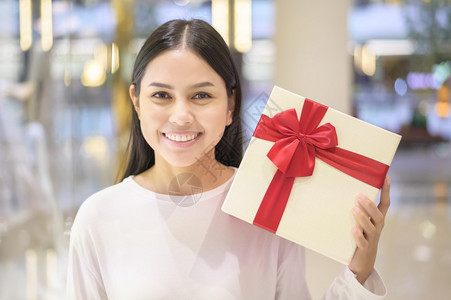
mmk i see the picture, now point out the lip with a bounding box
[162,131,202,147]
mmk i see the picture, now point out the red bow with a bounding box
[254,101,337,177]
[252,99,389,233]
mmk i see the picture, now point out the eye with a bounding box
[192,92,212,100]
[152,91,171,99]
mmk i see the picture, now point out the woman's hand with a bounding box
[348,177,391,285]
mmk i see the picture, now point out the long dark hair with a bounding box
[119,19,243,181]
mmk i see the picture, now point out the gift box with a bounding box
[222,86,402,265]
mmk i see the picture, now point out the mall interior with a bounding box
[0,0,450,299]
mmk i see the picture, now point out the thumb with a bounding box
[378,176,391,217]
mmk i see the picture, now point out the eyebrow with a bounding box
[191,82,215,89]
[148,81,216,89]
[148,82,173,89]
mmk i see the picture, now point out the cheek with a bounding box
[207,102,229,122]
[202,107,229,137]
[140,102,166,125]
[139,107,165,143]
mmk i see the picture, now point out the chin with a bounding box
[164,156,201,168]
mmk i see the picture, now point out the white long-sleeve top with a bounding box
[67,172,387,299]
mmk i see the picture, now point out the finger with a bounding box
[378,176,391,217]
[352,205,376,237]
[352,225,368,249]
[357,195,384,229]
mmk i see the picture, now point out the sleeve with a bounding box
[275,239,312,300]
[323,266,387,300]
[66,203,108,300]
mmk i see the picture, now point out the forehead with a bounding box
[141,49,225,86]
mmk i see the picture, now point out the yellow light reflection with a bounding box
[419,220,437,239]
[19,0,33,51]
[111,43,120,74]
[26,249,38,300]
[82,136,109,162]
[436,85,450,117]
[81,60,106,87]
[212,0,230,45]
[435,101,450,118]
[95,43,109,71]
[234,0,252,53]
[361,45,376,76]
[41,0,53,52]
[437,84,449,101]
[353,44,362,70]
[46,248,58,292]
[64,68,71,87]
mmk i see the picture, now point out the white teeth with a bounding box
[165,133,198,142]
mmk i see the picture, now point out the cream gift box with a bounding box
[222,86,402,265]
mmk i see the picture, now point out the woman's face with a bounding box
[130,48,234,167]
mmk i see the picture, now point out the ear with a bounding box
[226,89,236,126]
[129,84,140,118]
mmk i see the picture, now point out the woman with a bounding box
[67,19,389,299]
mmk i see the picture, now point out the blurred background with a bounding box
[0,0,450,299]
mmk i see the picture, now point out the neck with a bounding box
[135,150,234,195]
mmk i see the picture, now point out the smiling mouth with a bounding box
[163,133,200,142]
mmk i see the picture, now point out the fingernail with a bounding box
[358,194,366,203]
[353,206,360,213]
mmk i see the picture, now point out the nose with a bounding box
[168,98,195,125]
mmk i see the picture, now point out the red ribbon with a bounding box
[252,99,389,233]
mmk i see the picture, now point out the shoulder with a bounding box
[72,179,132,228]
[84,179,130,208]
